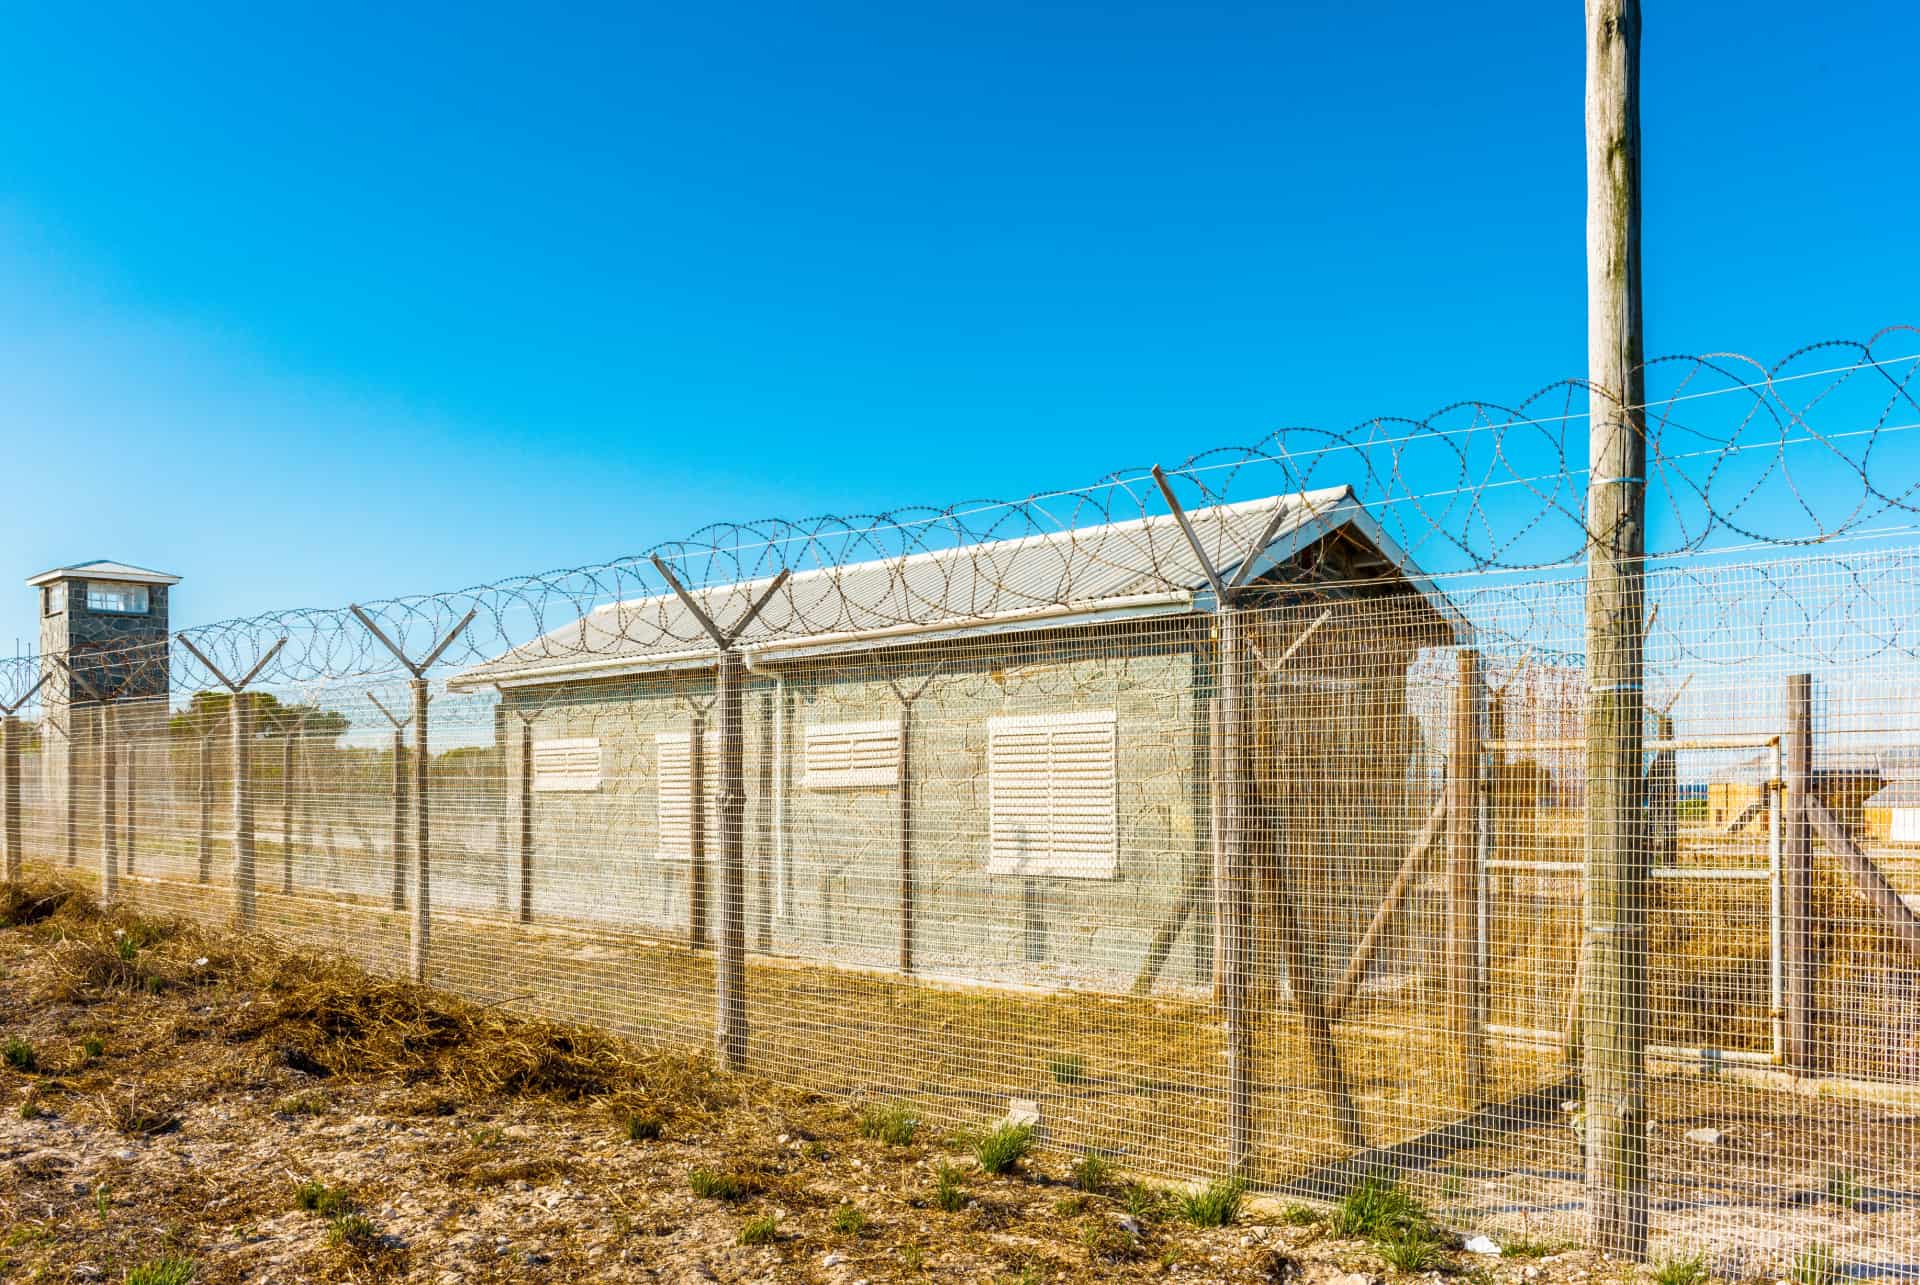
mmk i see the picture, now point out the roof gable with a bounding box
[27,560,181,588]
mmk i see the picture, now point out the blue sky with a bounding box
[1,2,1916,657]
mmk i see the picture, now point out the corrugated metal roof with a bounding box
[454,486,1446,689]
[26,560,181,587]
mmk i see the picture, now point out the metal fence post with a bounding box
[281,725,296,894]
[391,730,408,910]
[715,650,748,1070]
[1,717,20,883]
[518,715,534,922]
[1783,673,1818,1069]
[197,730,214,883]
[689,706,710,948]
[99,702,119,904]
[232,689,256,928]
[1448,648,1488,1103]
[410,676,431,984]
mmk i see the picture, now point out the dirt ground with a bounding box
[0,877,1672,1285]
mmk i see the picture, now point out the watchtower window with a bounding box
[85,581,149,614]
[43,583,65,617]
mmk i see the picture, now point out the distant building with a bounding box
[1863,750,1920,844]
[1708,747,1883,836]
[28,560,179,830]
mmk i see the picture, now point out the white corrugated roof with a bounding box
[453,487,1457,690]
[27,560,180,587]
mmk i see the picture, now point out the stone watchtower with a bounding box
[28,561,179,855]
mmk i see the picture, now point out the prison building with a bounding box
[452,487,1462,992]
[1863,749,1920,844]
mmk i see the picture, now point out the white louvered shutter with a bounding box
[987,711,1118,878]
[655,731,718,860]
[532,738,602,791]
[802,720,901,789]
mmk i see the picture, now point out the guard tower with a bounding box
[28,561,179,857]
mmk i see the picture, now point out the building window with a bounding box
[655,731,717,860]
[85,581,149,614]
[532,737,602,791]
[986,710,1118,879]
[43,583,65,617]
[802,719,900,789]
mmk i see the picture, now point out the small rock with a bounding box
[1464,1235,1501,1256]
[1335,1273,1378,1285]
[1524,1268,1541,1280]
[1112,1214,1144,1236]
[1684,1127,1723,1146]
[823,1252,844,1267]
[73,1268,102,1282]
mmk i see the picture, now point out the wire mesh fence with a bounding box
[2,334,1919,1275]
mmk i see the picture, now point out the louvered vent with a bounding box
[802,720,901,789]
[987,710,1118,878]
[655,731,717,860]
[531,737,602,792]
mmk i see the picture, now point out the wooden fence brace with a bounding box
[1806,798,1920,961]
[0,674,48,884]
[1782,673,1819,1070]
[349,605,476,985]
[367,691,412,911]
[197,730,215,883]
[1326,795,1448,1019]
[885,668,941,975]
[651,555,791,1074]
[177,634,288,930]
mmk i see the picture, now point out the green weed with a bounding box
[124,1258,198,1285]
[830,1202,867,1235]
[688,1168,748,1201]
[974,1122,1034,1174]
[624,1113,663,1142]
[859,1102,920,1146]
[933,1163,968,1211]
[3,1036,36,1072]
[292,1180,356,1218]
[739,1213,778,1245]
[1048,1052,1087,1085]
[1071,1149,1112,1193]
[1652,1251,1711,1285]
[1330,1179,1432,1240]
[1175,1176,1243,1228]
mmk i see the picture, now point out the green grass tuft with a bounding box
[625,1113,663,1142]
[124,1257,198,1285]
[739,1213,779,1245]
[1048,1052,1087,1085]
[292,1180,356,1218]
[1653,1251,1712,1285]
[1280,1202,1322,1227]
[80,1037,104,1061]
[933,1163,968,1212]
[1374,1229,1446,1273]
[973,1121,1034,1175]
[1330,1179,1432,1240]
[1175,1176,1243,1228]
[3,1035,37,1072]
[1791,1243,1840,1285]
[688,1168,748,1201]
[859,1102,920,1146]
[1071,1149,1113,1192]
[327,1213,381,1251]
[1824,1169,1867,1211]
[830,1202,867,1236]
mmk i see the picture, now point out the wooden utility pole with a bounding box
[1583,0,1649,1260]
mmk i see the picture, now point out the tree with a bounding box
[169,690,350,740]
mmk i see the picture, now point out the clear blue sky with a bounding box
[2,2,1916,656]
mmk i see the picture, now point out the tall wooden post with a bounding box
[1782,674,1818,1069]
[714,652,749,1070]
[518,717,534,922]
[281,728,296,894]
[1217,609,1253,1173]
[898,700,916,974]
[390,730,409,910]
[1,718,20,883]
[1447,650,1488,1103]
[99,702,119,904]
[1583,0,1649,1258]
[197,731,214,883]
[410,677,431,983]
[232,690,256,928]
